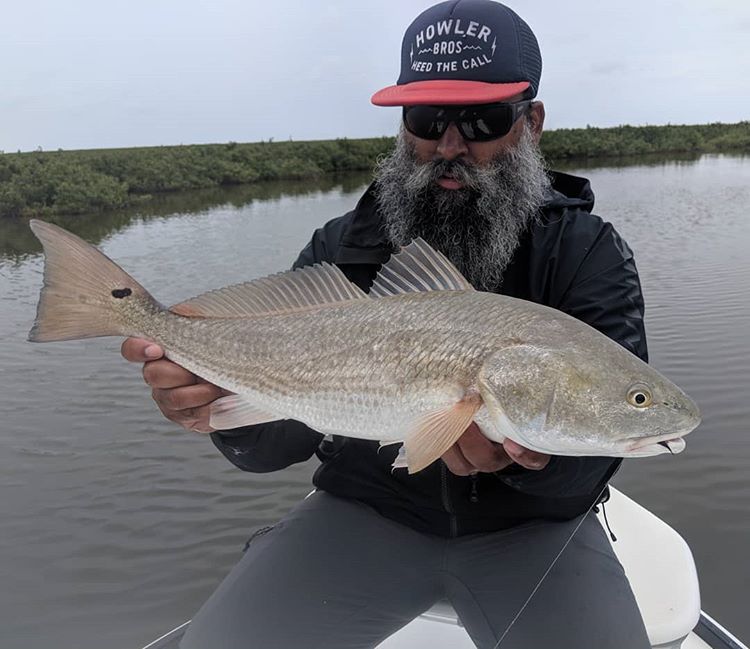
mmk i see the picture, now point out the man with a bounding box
[123,1,652,647]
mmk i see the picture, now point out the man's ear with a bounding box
[527,101,545,143]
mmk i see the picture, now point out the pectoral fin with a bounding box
[209,394,282,430]
[402,393,483,474]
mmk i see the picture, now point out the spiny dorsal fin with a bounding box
[170,262,367,318]
[369,238,474,298]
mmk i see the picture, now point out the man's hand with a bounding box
[121,337,225,433]
[441,422,550,476]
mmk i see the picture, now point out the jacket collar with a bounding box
[335,184,393,265]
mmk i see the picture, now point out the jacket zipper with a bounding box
[469,473,479,503]
[440,463,458,537]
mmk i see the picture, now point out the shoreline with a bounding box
[1,121,748,218]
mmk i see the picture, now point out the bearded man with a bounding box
[122,2,652,648]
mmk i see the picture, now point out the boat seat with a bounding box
[600,488,701,649]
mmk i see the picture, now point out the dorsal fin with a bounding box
[369,238,474,298]
[170,262,367,318]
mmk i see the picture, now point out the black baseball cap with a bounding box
[372,0,542,106]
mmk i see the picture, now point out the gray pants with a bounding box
[180,491,650,649]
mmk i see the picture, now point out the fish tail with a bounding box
[28,220,157,342]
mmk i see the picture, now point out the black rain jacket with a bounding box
[211,171,648,538]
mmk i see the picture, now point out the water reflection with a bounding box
[3,154,748,261]
[554,150,748,172]
[0,171,373,260]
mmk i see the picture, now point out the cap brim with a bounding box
[371,80,530,106]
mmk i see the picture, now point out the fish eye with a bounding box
[627,384,653,408]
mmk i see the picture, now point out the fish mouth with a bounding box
[656,437,686,455]
[625,434,687,456]
[657,438,686,454]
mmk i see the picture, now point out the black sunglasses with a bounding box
[402,100,532,142]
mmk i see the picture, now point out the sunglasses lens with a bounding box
[457,104,515,141]
[403,106,449,140]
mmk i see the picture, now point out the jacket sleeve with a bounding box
[211,420,323,473]
[497,219,648,498]
[208,221,347,473]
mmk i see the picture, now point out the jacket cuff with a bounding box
[494,456,616,498]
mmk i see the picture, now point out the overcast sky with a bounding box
[2,0,749,152]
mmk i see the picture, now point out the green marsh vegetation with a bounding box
[1,122,748,219]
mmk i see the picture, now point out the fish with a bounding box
[28,219,701,473]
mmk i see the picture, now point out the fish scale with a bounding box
[142,293,493,441]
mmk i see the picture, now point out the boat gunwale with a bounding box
[695,612,750,649]
[139,611,748,649]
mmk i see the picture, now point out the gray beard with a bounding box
[373,123,551,292]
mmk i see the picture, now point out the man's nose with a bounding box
[435,123,469,161]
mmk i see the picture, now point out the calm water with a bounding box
[0,156,748,648]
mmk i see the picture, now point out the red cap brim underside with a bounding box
[371,80,530,106]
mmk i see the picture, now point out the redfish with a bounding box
[28,220,700,473]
